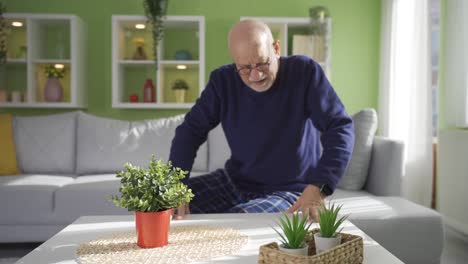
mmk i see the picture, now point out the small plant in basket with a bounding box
[272,213,313,256]
[314,202,348,253]
[108,156,194,248]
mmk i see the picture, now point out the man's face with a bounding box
[233,42,280,92]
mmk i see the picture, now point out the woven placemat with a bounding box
[76,224,248,264]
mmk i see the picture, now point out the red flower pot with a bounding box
[135,209,172,248]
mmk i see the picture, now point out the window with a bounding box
[431,0,440,138]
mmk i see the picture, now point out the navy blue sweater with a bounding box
[169,55,354,193]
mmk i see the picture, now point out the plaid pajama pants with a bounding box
[185,169,301,214]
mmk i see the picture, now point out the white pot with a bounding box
[314,233,341,254]
[278,243,309,256]
[174,89,186,103]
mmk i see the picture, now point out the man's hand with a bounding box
[174,203,190,220]
[286,184,325,222]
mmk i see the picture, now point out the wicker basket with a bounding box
[258,228,363,264]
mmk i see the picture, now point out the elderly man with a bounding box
[169,19,354,221]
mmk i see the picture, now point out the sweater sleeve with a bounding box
[305,61,355,192]
[169,71,221,180]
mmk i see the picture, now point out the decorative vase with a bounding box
[11,91,21,103]
[0,64,6,94]
[129,93,139,103]
[143,79,155,102]
[314,233,341,254]
[44,78,63,102]
[278,244,309,256]
[0,90,6,103]
[174,89,186,103]
[135,209,172,248]
[174,50,192,60]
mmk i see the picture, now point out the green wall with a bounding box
[1,0,381,120]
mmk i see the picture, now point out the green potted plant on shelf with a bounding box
[0,1,7,63]
[314,202,348,254]
[0,2,7,65]
[0,2,7,95]
[309,6,330,35]
[272,213,313,256]
[172,78,189,103]
[308,6,330,62]
[44,64,66,102]
[143,0,169,67]
[109,156,194,248]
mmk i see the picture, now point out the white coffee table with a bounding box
[16,213,403,264]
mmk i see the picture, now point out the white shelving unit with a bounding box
[112,15,205,109]
[241,17,331,78]
[0,13,86,108]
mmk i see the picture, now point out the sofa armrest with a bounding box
[364,136,405,196]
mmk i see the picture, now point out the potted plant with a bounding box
[309,6,330,35]
[314,202,348,254]
[143,0,168,67]
[272,213,313,256]
[109,156,194,248]
[0,2,7,65]
[172,78,189,103]
[308,6,330,62]
[44,64,66,102]
[0,2,7,95]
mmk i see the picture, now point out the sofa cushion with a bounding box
[337,108,378,190]
[335,196,443,264]
[0,114,21,175]
[0,175,74,225]
[76,113,208,175]
[331,188,375,200]
[13,112,77,174]
[54,174,130,223]
[207,124,231,172]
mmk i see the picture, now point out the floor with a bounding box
[0,243,39,264]
[440,226,468,264]
[0,226,467,264]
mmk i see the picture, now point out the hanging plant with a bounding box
[0,2,7,65]
[143,0,169,67]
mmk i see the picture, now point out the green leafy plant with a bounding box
[143,0,168,66]
[172,79,189,90]
[109,156,194,212]
[44,64,66,79]
[317,202,348,238]
[0,2,7,64]
[309,6,330,35]
[272,213,313,249]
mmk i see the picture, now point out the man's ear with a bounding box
[273,40,281,57]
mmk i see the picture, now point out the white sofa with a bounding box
[0,111,444,264]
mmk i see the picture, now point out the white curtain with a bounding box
[378,0,433,207]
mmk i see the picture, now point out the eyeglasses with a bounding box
[235,59,271,76]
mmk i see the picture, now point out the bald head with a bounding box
[228,19,281,92]
[228,19,274,60]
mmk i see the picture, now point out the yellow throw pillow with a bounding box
[0,113,21,175]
